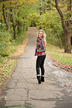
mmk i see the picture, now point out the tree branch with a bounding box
[55,0,66,30]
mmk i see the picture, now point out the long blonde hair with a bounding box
[38,30,46,45]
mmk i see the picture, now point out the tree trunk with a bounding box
[44,0,46,13]
[17,12,21,34]
[2,3,9,30]
[10,8,16,39]
[64,20,71,53]
[23,17,25,30]
[57,34,62,49]
[55,0,71,53]
[13,24,16,39]
[17,22,21,34]
[70,0,72,12]
[39,4,42,15]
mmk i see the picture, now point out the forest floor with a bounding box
[0,27,72,108]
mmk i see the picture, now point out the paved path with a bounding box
[0,27,72,108]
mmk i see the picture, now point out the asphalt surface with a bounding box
[0,27,72,108]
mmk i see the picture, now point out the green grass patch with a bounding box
[46,44,72,66]
[50,54,72,65]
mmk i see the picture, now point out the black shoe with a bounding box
[41,76,44,82]
[37,76,41,84]
[38,80,41,84]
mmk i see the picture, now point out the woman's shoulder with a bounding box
[36,37,41,42]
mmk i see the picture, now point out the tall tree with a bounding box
[0,0,37,38]
[2,0,9,30]
[17,10,21,34]
[55,0,71,53]
[10,7,16,39]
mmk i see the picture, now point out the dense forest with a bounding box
[0,0,72,56]
[0,0,72,83]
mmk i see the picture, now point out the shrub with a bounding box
[0,23,11,56]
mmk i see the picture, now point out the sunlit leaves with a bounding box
[56,0,72,20]
[37,11,62,32]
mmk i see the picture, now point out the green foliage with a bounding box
[0,23,6,31]
[37,11,62,31]
[27,11,40,27]
[15,31,27,45]
[0,23,11,56]
[0,55,3,63]
[36,11,64,47]
[14,6,31,27]
[46,0,51,10]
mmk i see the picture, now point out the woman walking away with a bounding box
[35,30,46,84]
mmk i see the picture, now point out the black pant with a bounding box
[36,55,46,77]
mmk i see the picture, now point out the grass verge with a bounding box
[46,44,72,72]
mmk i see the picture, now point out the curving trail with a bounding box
[0,27,72,108]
